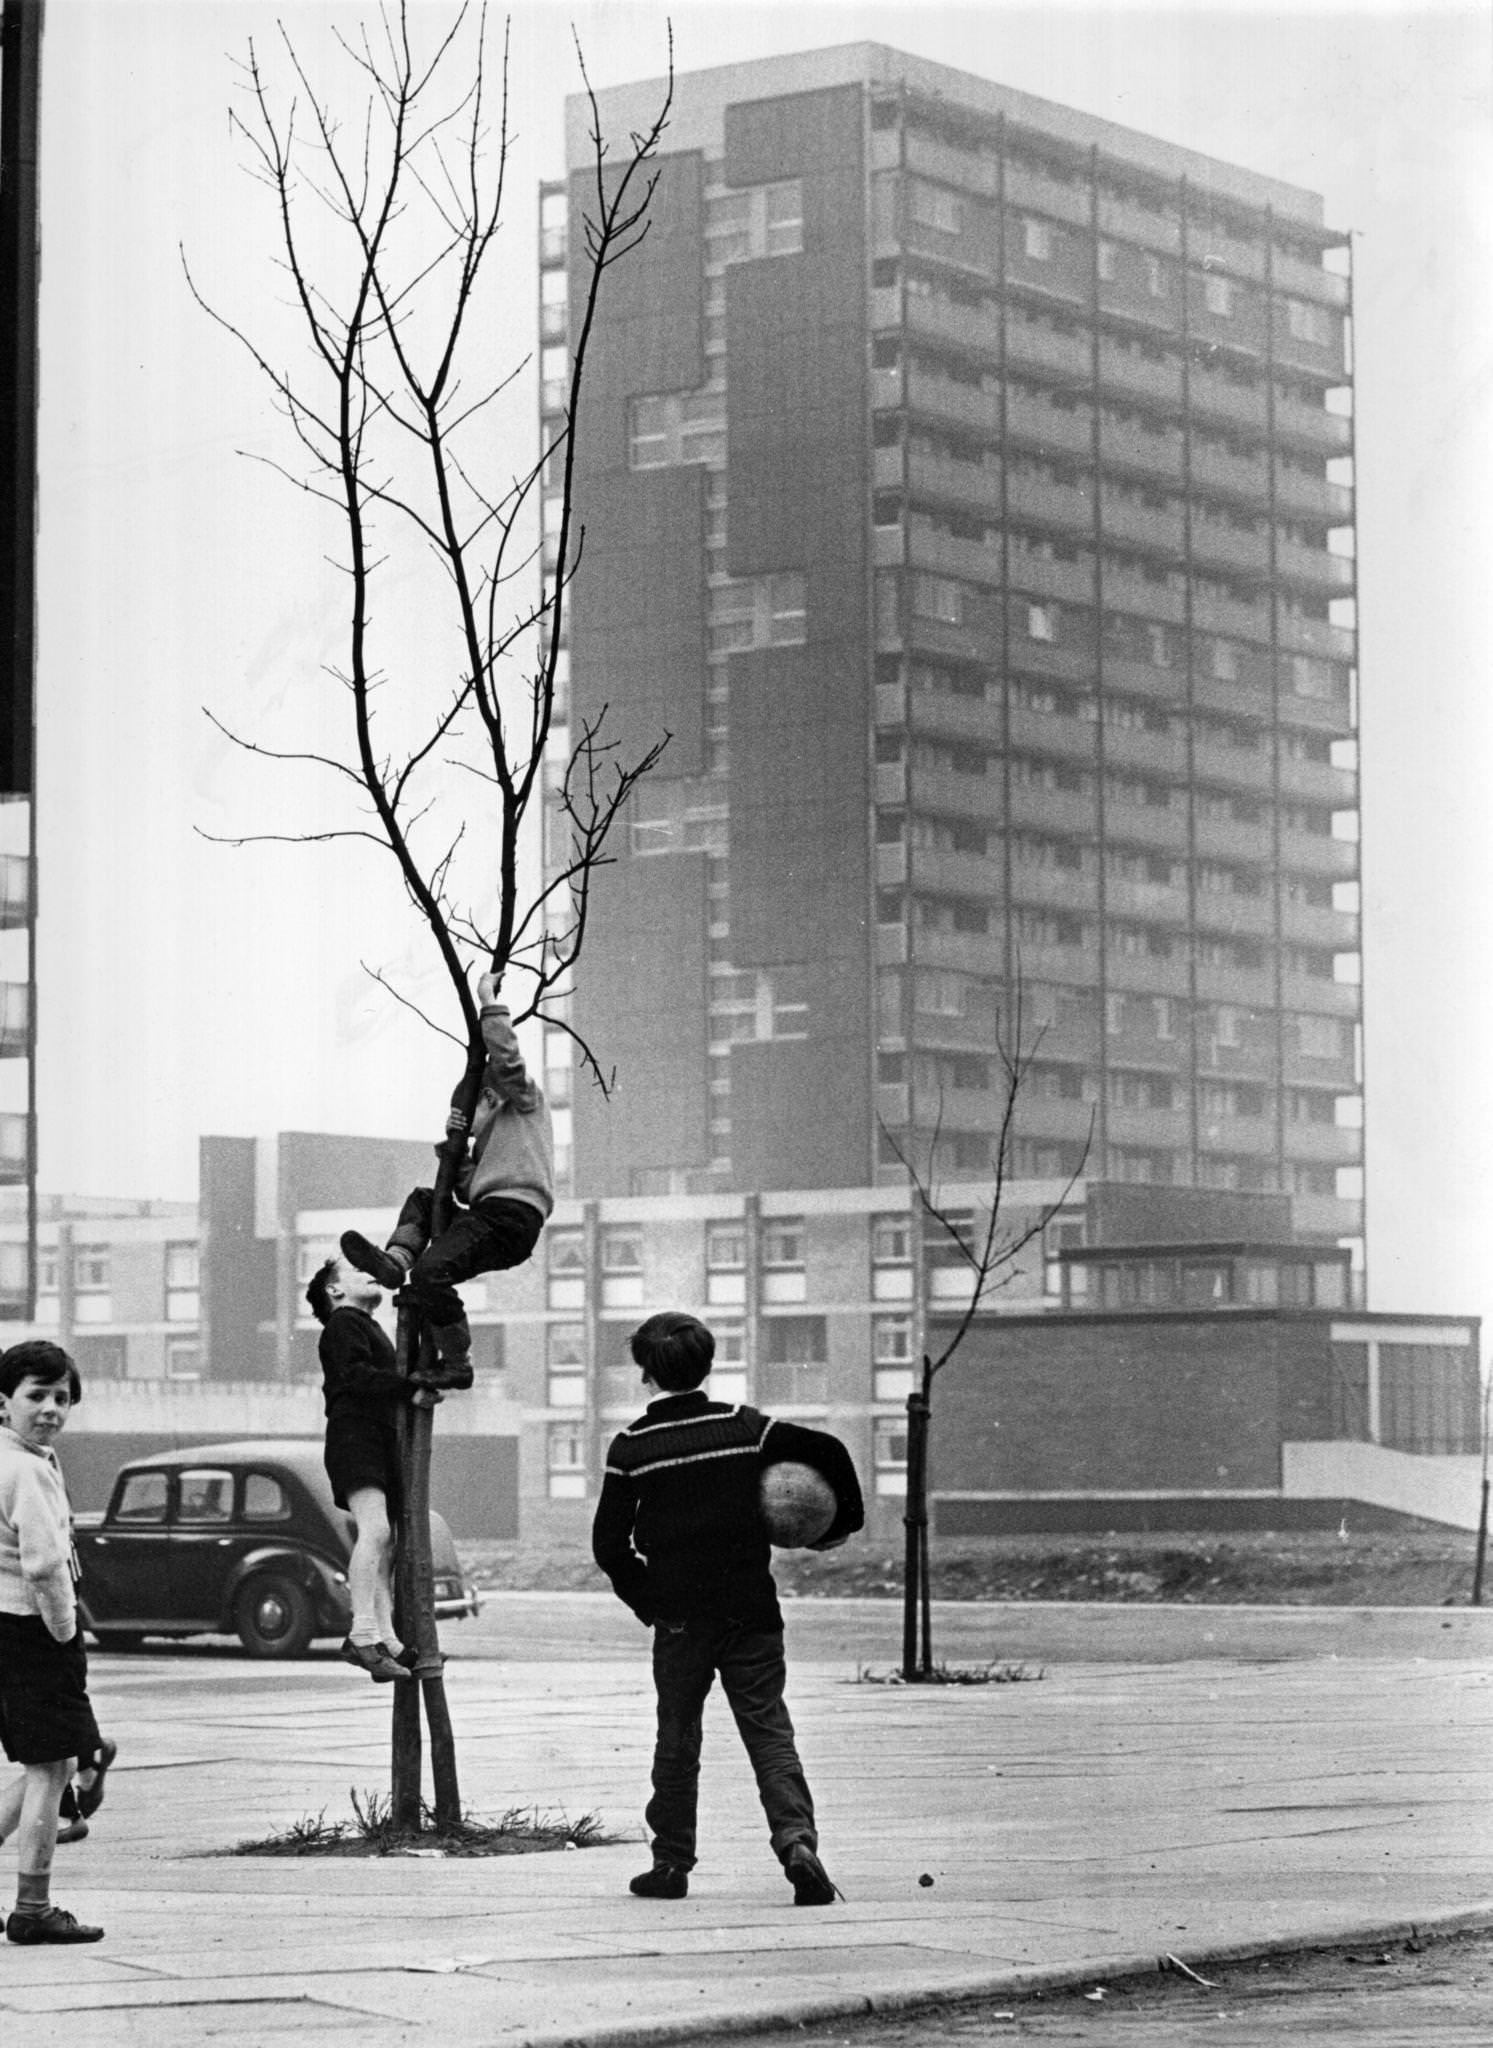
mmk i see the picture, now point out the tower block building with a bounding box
[539,44,1362,1274]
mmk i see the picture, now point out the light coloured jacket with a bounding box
[459,1004,555,1219]
[0,1427,78,1640]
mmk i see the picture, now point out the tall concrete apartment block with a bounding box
[539,45,1363,1269]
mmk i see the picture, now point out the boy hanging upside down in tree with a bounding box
[340,973,553,1391]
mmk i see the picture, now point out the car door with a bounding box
[168,1465,251,1625]
[82,1468,173,1623]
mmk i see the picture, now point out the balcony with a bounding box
[1192,812,1272,863]
[905,128,999,198]
[1194,961,1275,1007]
[913,928,1006,978]
[1274,329,1347,381]
[905,292,999,363]
[1105,876,1188,923]
[1194,889,1276,939]
[872,364,905,412]
[1102,567,1185,624]
[1014,1095,1100,1144]
[1195,1112,1277,1158]
[1106,1103,1191,1149]
[1096,189,1181,255]
[908,766,1004,825]
[1097,340,1182,408]
[1191,672,1274,723]
[1010,862,1100,913]
[1279,830,1357,879]
[1188,440,1269,507]
[1007,783,1097,837]
[907,688,1002,746]
[1191,739,1271,792]
[0,856,30,931]
[1281,974,1360,1017]
[1007,638,1100,689]
[907,522,999,586]
[1102,724,1185,778]
[902,610,996,666]
[1106,950,1189,996]
[1273,250,1349,307]
[1099,414,1183,486]
[1008,551,1096,604]
[1281,900,1357,950]
[878,923,910,966]
[1101,493,1185,556]
[1008,706,1098,763]
[1276,542,1354,595]
[876,841,909,888]
[1003,159,1093,228]
[905,364,999,435]
[1006,386,1094,459]
[1276,612,1355,661]
[1188,368,1267,434]
[1102,800,1187,851]
[1278,756,1357,806]
[1275,467,1353,523]
[907,448,1003,518]
[875,761,908,806]
[1274,394,1352,454]
[870,285,902,333]
[1006,315,1092,385]
[1007,472,1096,535]
[1284,1122,1362,1167]
[911,846,1004,897]
[1191,514,1270,577]
[1275,682,1354,737]
[1101,654,1186,704]
[1291,1193,1363,1237]
[1188,223,1266,283]
[1190,587,1271,643]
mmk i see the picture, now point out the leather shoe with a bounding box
[629,1862,688,1899]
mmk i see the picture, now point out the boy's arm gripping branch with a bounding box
[478,1002,543,1114]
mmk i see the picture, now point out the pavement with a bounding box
[1,1594,1490,2047]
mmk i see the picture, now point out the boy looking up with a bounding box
[0,1341,114,1944]
[340,972,552,1390]
[306,1256,437,1682]
[592,1311,864,1907]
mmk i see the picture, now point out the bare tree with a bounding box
[189,3,672,1825]
[882,977,1091,1681]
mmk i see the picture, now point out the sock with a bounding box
[349,1625,381,1647]
[14,1871,50,1917]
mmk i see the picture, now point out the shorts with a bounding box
[0,1612,104,1767]
[324,1407,401,1513]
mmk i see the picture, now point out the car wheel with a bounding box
[233,1574,315,1658]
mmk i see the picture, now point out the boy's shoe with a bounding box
[339,1231,408,1290]
[76,1737,117,1819]
[410,1356,474,1392]
[629,1863,688,1899]
[784,1843,841,1906]
[54,1815,89,1845]
[340,1638,411,1682]
[6,1906,105,1944]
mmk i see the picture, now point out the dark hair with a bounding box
[629,1311,714,1392]
[0,1339,82,1404]
[305,1258,340,1327]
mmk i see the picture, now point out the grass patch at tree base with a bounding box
[233,1789,623,1858]
[855,1660,1044,1686]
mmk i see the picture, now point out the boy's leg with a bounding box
[408,1201,545,1384]
[717,1625,837,1900]
[341,1488,407,1681]
[342,1187,433,1289]
[5,1757,103,1940]
[641,1622,717,1878]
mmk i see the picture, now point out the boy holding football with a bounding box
[592,1311,863,1906]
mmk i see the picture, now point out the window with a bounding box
[910,178,963,236]
[761,1220,803,1268]
[547,1229,586,1310]
[706,1224,745,1269]
[1285,297,1330,345]
[244,1473,290,1521]
[75,1247,108,1292]
[709,573,807,652]
[114,1471,168,1524]
[1146,621,1174,669]
[872,1217,911,1265]
[165,1242,199,1323]
[1026,602,1056,643]
[628,389,726,471]
[1202,272,1234,317]
[547,1422,587,1499]
[873,1314,914,1365]
[165,1339,201,1382]
[1144,251,1169,298]
[911,574,962,625]
[1023,217,1053,261]
[705,178,804,261]
[759,1316,827,1406]
[1210,638,1241,682]
[763,179,804,254]
[178,1469,234,1524]
[600,1229,641,1273]
[1096,239,1119,282]
[873,1417,908,1496]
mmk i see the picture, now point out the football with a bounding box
[759,1461,837,1548]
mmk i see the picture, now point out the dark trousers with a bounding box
[646,1618,816,1871]
[389,1187,543,1331]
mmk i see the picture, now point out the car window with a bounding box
[114,1471,168,1523]
[243,1473,291,1521]
[177,1469,234,1524]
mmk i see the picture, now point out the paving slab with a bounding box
[0,1604,1490,2046]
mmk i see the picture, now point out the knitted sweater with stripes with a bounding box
[592,1391,864,1630]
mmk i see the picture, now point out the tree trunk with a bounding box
[901,1366,932,1681]
[389,1043,486,1829]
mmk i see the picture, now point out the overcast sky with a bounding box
[29,1,1492,1328]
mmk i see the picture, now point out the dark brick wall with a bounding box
[572,853,711,1192]
[199,1137,271,1383]
[929,1312,1344,1496]
[730,1028,870,1191]
[1084,1183,1294,1247]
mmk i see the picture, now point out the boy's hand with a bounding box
[409,1385,443,1408]
[476,970,502,1009]
[445,1107,470,1136]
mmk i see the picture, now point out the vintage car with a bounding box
[75,1439,480,1658]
